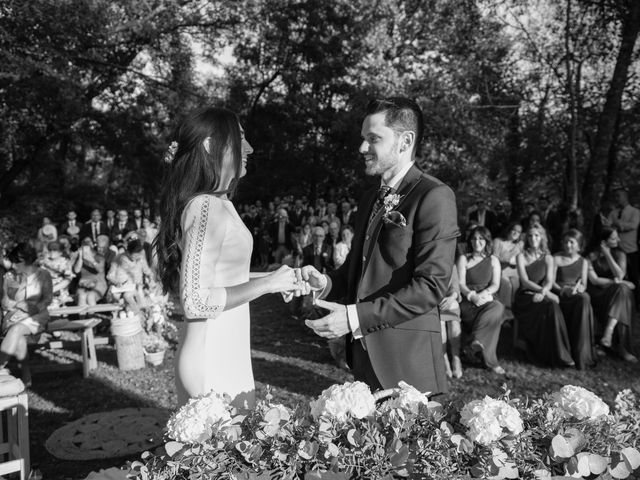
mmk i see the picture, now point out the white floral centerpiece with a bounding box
[460,396,524,446]
[130,384,640,480]
[166,391,234,444]
[309,381,376,422]
[549,385,610,421]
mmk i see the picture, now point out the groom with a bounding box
[302,97,459,395]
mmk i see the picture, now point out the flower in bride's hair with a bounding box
[163,141,178,164]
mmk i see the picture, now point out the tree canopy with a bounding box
[1,0,639,238]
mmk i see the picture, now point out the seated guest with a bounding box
[587,226,637,362]
[0,243,53,384]
[513,223,574,367]
[302,227,332,274]
[73,240,108,306]
[80,209,106,246]
[552,229,597,369]
[439,267,462,378]
[333,225,354,270]
[493,222,524,310]
[269,208,293,265]
[457,226,506,374]
[456,220,478,258]
[37,217,58,243]
[468,199,498,236]
[60,210,81,239]
[107,239,154,313]
[39,241,74,295]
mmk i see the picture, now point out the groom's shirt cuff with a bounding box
[347,304,362,339]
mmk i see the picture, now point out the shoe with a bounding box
[621,352,639,363]
[443,355,452,378]
[470,340,484,353]
[492,365,506,375]
[451,356,463,379]
[595,345,607,358]
[600,336,612,348]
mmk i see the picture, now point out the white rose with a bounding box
[550,386,609,420]
[382,381,430,414]
[166,391,232,443]
[310,382,375,421]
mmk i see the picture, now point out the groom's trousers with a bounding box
[350,339,383,392]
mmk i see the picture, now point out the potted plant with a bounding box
[142,332,168,366]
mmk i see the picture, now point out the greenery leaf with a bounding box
[550,434,575,461]
[620,447,640,471]
[164,441,184,457]
[610,452,632,479]
[588,453,608,475]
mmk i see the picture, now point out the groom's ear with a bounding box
[399,131,415,153]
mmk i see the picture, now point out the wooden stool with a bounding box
[0,391,29,480]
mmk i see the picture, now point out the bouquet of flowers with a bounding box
[129,384,640,480]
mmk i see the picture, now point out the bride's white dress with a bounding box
[176,194,254,408]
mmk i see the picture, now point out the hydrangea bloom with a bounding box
[381,381,430,414]
[166,391,232,443]
[550,385,609,420]
[310,381,376,422]
[460,396,523,446]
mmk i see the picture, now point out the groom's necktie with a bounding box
[368,186,393,225]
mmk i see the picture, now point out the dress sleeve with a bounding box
[180,195,228,320]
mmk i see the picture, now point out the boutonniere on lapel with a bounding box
[382,193,407,227]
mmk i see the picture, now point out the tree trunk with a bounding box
[505,106,521,218]
[564,0,579,210]
[581,0,640,234]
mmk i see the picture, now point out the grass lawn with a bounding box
[24,294,640,480]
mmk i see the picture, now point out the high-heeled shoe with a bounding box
[492,365,506,375]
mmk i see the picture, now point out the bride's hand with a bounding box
[266,265,303,295]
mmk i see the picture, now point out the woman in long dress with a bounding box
[155,107,301,409]
[457,226,506,374]
[586,226,637,362]
[513,223,574,367]
[552,229,597,369]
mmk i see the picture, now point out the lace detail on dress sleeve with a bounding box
[181,196,227,320]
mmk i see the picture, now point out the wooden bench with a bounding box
[34,318,103,378]
[28,304,121,378]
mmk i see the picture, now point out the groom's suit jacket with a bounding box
[326,165,459,394]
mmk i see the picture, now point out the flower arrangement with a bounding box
[140,291,178,354]
[382,193,407,227]
[129,384,640,480]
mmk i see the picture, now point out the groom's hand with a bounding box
[300,266,327,291]
[305,299,350,338]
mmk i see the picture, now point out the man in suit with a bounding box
[468,199,498,237]
[60,210,81,239]
[302,97,459,395]
[289,199,306,228]
[341,200,356,228]
[268,208,293,264]
[302,227,333,274]
[111,209,135,248]
[80,209,107,246]
[105,209,116,237]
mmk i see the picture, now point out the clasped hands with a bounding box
[273,265,350,339]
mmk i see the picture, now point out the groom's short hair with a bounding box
[365,97,424,157]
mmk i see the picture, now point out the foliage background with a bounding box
[1,0,640,237]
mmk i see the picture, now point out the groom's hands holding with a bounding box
[300,265,328,292]
[305,299,350,338]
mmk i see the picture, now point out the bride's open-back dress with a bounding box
[176,194,254,408]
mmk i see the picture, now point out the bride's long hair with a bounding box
[155,106,242,294]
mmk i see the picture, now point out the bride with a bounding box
[155,106,301,409]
